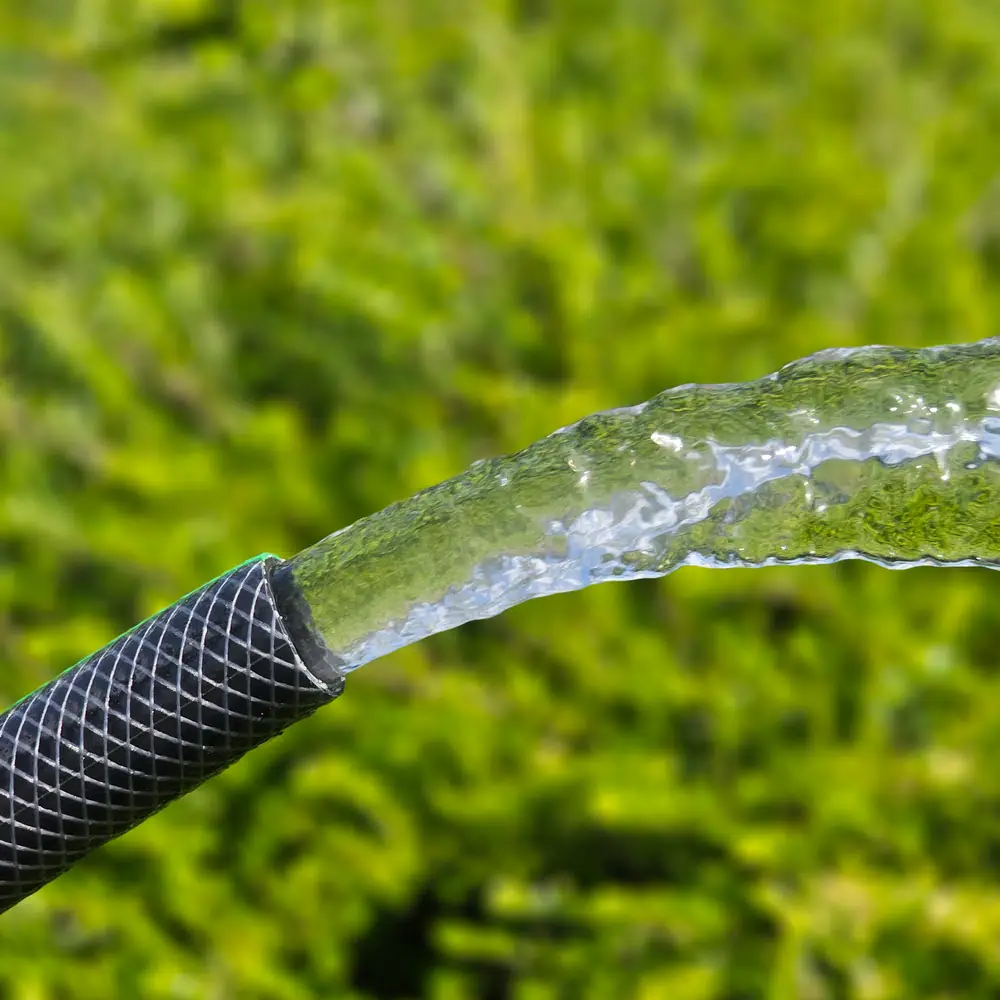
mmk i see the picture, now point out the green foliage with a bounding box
[3,1,1000,996]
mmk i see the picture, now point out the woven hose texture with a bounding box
[0,557,344,913]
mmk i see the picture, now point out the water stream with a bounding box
[276,338,1000,671]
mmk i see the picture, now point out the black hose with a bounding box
[0,556,345,914]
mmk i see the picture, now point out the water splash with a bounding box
[276,338,1000,670]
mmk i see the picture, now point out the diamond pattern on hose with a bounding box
[0,558,341,912]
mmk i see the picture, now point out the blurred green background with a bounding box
[4,1,1000,997]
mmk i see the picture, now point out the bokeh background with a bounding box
[4,1,1000,997]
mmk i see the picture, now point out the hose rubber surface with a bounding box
[0,556,344,913]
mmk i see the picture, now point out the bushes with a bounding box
[3,1,1000,996]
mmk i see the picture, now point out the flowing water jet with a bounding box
[277,337,1000,669]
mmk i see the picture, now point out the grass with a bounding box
[4,1,1000,997]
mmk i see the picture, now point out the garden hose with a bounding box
[0,556,344,914]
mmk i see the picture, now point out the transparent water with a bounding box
[279,338,1000,671]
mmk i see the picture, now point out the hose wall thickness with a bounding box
[0,556,344,913]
